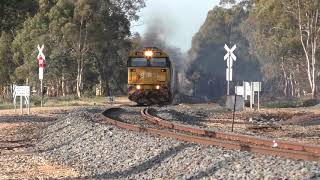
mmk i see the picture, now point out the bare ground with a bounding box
[0,107,80,179]
[0,103,319,179]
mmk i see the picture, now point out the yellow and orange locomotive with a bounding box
[127,47,174,105]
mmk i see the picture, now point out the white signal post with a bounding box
[37,44,45,107]
[224,44,237,95]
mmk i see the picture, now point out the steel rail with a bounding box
[101,108,320,161]
[141,108,320,156]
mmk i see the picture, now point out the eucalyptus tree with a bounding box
[187,5,261,99]
[0,0,38,95]
[11,8,51,85]
[11,0,145,97]
[0,32,15,94]
[242,0,303,97]
[244,0,320,97]
[282,0,320,98]
[88,0,145,96]
[0,0,38,35]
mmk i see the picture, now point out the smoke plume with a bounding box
[140,15,193,97]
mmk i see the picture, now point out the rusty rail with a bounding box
[141,108,320,160]
[101,108,320,161]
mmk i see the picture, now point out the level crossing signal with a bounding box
[224,44,237,95]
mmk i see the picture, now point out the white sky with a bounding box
[131,0,220,52]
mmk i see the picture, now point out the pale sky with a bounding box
[131,0,220,52]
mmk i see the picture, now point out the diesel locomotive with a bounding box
[127,47,174,105]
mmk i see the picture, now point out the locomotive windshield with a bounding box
[150,58,166,67]
[129,57,168,67]
[131,58,148,67]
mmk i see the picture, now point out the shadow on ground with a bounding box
[82,143,194,179]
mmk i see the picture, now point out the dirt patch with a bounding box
[0,109,81,179]
[0,155,78,179]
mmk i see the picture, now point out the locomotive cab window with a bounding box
[130,58,148,67]
[129,57,169,67]
[150,58,167,67]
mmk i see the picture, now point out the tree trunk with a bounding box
[104,80,110,96]
[281,58,288,96]
[289,72,294,97]
[76,59,83,98]
[62,74,66,97]
[296,0,319,98]
[57,79,60,97]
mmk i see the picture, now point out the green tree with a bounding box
[11,0,145,97]
[0,0,38,35]
[187,5,261,99]
[0,32,15,90]
[244,0,320,98]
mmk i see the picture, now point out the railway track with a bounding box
[101,107,320,161]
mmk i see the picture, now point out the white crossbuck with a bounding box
[224,44,237,81]
[37,44,45,60]
[224,44,237,67]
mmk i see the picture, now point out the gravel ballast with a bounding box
[154,105,320,145]
[35,107,320,179]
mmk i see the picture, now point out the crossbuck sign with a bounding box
[37,44,45,107]
[37,44,45,80]
[224,44,237,95]
[224,44,237,81]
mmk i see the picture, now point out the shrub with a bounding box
[302,99,320,107]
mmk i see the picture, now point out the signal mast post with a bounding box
[37,44,45,107]
[227,75,230,95]
[40,79,43,107]
[224,44,236,95]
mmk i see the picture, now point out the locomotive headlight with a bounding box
[144,51,153,57]
[156,85,160,90]
[136,85,141,90]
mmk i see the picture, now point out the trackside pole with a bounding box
[14,97,16,113]
[232,86,237,132]
[227,79,230,95]
[258,90,260,111]
[224,44,236,96]
[37,44,45,108]
[41,79,43,107]
[20,96,23,115]
[250,82,253,109]
[27,96,30,115]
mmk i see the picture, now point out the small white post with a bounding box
[20,96,23,115]
[243,81,245,109]
[252,85,255,109]
[14,97,16,113]
[250,82,252,109]
[258,90,260,111]
[27,96,30,115]
[227,79,230,95]
[40,79,43,107]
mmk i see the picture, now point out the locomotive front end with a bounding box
[127,47,172,105]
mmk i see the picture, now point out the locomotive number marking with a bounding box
[138,73,145,79]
